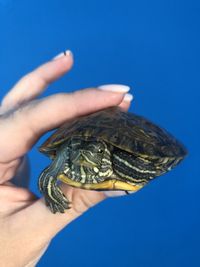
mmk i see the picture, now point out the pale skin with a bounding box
[0,52,132,267]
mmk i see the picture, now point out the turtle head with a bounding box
[63,137,113,183]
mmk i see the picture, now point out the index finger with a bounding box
[0,88,126,162]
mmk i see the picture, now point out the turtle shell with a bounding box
[39,107,187,160]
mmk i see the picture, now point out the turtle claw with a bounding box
[44,191,71,213]
[47,200,66,214]
[45,186,71,213]
[39,173,71,214]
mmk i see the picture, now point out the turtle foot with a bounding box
[45,197,71,214]
[39,173,71,214]
[45,183,71,214]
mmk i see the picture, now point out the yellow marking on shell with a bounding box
[113,154,156,174]
[161,157,171,164]
[138,154,153,159]
[58,174,143,191]
[138,157,151,163]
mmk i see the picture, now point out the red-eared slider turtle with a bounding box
[38,107,187,213]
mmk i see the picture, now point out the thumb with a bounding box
[10,187,106,243]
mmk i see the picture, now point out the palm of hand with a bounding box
[0,53,130,267]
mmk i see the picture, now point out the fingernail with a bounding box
[53,50,73,60]
[124,93,134,102]
[98,84,130,93]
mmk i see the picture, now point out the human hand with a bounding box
[0,51,132,267]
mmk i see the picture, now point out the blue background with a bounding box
[0,0,199,266]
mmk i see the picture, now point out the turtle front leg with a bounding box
[38,166,71,213]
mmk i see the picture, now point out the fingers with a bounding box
[0,185,37,216]
[118,93,133,111]
[1,51,73,111]
[0,185,36,202]
[5,89,133,241]
[98,84,133,112]
[10,91,133,241]
[0,89,126,162]
[0,159,21,184]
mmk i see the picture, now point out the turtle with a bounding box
[38,106,187,213]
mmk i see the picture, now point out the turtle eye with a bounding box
[98,148,104,153]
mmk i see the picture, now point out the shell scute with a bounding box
[40,107,187,159]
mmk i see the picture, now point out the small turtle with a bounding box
[38,107,187,213]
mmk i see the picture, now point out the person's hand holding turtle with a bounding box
[0,51,132,267]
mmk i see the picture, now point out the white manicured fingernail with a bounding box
[98,84,130,93]
[53,50,73,60]
[124,93,133,102]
